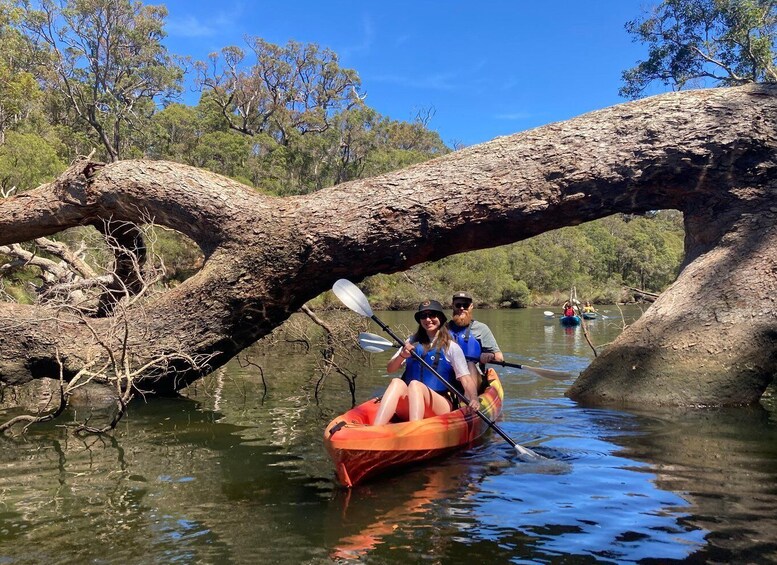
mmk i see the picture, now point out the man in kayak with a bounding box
[374,299,479,426]
[448,291,504,367]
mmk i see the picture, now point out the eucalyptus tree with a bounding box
[145,102,199,162]
[0,131,65,195]
[0,1,44,145]
[196,38,362,146]
[621,0,776,98]
[196,38,371,193]
[0,62,41,146]
[16,0,183,161]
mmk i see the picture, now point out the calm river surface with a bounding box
[1,306,776,564]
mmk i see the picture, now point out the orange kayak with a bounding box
[324,369,504,487]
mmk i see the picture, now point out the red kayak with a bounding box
[323,369,504,487]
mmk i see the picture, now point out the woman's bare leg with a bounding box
[407,381,452,420]
[373,378,410,425]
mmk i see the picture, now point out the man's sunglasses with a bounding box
[453,302,471,309]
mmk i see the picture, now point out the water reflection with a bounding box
[0,307,775,563]
[612,406,777,563]
[328,462,483,560]
[474,402,708,562]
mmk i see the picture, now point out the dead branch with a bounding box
[300,305,366,405]
[238,354,267,399]
[33,236,97,279]
[0,219,216,434]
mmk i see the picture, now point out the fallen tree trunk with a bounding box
[1,84,775,405]
[626,287,659,302]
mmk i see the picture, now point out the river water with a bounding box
[1,306,776,564]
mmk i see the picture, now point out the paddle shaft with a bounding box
[369,315,531,454]
[492,360,529,370]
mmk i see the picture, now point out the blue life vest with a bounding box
[402,343,456,394]
[448,323,482,363]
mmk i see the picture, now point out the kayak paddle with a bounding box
[489,361,573,381]
[358,332,573,382]
[358,332,396,353]
[334,279,543,461]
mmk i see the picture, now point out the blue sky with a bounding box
[160,1,661,148]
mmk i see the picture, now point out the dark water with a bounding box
[1,306,776,564]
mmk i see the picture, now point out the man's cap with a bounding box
[414,299,447,323]
[452,291,473,302]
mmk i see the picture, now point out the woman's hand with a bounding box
[388,340,414,373]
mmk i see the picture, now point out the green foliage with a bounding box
[18,0,184,160]
[149,228,203,284]
[362,116,449,178]
[500,279,531,307]
[621,0,777,98]
[190,130,252,181]
[0,130,65,192]
[0,63,41,135]
[146,103,200,162]
[2,282,34,303]
[361,212,685,309]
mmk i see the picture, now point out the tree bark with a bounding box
[1,84,775,404]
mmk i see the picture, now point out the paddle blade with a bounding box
[358,332,394,353]
[515,444,545,461]
[332,279,373,318]
[522,365,574,381]
[543,311,554,317]
[491,360,573,381]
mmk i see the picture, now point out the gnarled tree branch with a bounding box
[0,84,775,406]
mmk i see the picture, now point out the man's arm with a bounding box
[474,322,504,363]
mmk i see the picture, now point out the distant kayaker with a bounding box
[583,301,596,313]
[374,299,479,426]
[562,301,575,317]
[447,292,504,384]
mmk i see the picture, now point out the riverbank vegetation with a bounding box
[356,210,684,309]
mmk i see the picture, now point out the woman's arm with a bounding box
[448,343,480,410]
[458,374,480,410]
[387,340,413,373]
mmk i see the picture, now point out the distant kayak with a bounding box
[582,312,598,320]
[560,315,581,326]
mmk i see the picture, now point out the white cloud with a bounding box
[166,15,217,38]
[338,14,375,59]
[371,71,459,91]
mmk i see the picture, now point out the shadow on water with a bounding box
[610,404,777,564]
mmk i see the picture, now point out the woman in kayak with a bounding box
[373,299,480,426]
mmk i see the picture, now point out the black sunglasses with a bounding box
[453,302,471,309]
[418,312,439,320]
